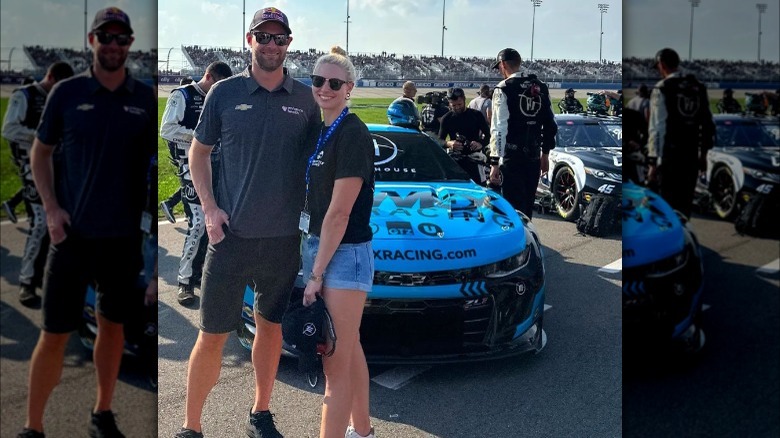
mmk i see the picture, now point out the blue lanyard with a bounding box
[305,107,349,199]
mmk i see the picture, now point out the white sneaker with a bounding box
[345,425,375,438]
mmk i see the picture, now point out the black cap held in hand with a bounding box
[492,48,521,69]
[282,296,327,373]
[91,6,133,34]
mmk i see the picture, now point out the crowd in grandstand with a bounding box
[624,57,778,82]
[14,45,157,79]
[176,46,621,81]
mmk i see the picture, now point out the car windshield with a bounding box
[716,120,779,148]
[760,120,780,143]
[556,120,622,148]
[371,131,471,182]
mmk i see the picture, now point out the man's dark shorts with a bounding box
[200,228,300,333]
[42,234,142,333]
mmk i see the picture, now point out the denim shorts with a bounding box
[302,234,373,292]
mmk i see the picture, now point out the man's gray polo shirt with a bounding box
[195,67,320,238]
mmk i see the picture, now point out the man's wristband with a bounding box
[489,156,500,166]
[309,273,324,282]
[646,157,657,165]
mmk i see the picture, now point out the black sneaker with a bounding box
[246,410,282,438]
[3,201,18,224]
[17,428,45,438]
[160,201,176,224]
[19,283,40,308]
[177,283,195,305]
[89,410,125,438]
[174,428,203,438]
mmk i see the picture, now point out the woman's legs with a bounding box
[320,288,368,438]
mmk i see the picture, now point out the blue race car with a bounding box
[237,125,547,363]
[622,182,705,354]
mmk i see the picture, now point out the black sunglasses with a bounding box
[93,31,132,46]
[252,31,290,46]
[310,75,349,91]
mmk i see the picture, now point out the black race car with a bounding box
[540,113,623,220]
[699,114,780,219]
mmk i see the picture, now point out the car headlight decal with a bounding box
[743,166,780,183]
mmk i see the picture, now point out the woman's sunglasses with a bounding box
[310,75,349,91]
[93,31,132,46]
[252,31,290,46]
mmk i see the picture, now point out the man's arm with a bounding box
[1,90,35,144]
[30,138,70,244]
[646,87,667,166]
[159,90,194,144]
[189,138,228,243]
[488,87,508,164]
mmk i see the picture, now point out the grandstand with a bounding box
[1,46,157,84]
[624,57,779,83]
[160,46,622,83]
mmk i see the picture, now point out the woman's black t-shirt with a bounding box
[307,113,374,243]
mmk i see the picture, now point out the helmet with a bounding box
[744,93,767,114]
[387,97,420,129]
[586,92,608,114]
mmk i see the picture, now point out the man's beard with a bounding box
[253,46,285,72]
[97,50,127,72]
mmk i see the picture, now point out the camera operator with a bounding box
[558,88,584,114]
[438,87,491,185]
[420,91,450,136]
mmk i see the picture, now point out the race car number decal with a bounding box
[597,184,616,194]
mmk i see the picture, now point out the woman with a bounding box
[302,46,375,438]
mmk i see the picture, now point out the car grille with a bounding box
[360,296,495,357]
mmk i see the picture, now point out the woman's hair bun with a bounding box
[330,46,347,57]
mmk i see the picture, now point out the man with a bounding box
[469,84,493,123]
[160,61,233,305]
[178,7,320,438]
[1,61,74,306]
[646,48,715,218]
[557,88,583,114]
[488,48,557,219]
[626,83,651,122]
[439,87,491,185]
[716,88,742,114]
[21,7,156,438]
[401,80,417,100]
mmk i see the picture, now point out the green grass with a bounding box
[0,94,749,221]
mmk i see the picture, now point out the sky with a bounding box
[156,0,622,64]
[624,0,780,62]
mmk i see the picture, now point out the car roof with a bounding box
[713,114,769,123]
[366,123,421,134]
[554,113,622,123]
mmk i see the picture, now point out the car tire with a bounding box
[236,322,254,350]
[709,165,738,219]
[553,166,580,221]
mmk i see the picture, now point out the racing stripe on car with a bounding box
[756,258,780,275]
[459,281,488,297]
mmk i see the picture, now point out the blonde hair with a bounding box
[313,45,357,82]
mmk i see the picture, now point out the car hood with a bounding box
[371,182,527,271]
[560,147,622,171]
[622,182,685,268]
[712,146,780,173]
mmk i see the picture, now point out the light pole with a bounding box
[242,0,246,55]
[530,0,542,62]
[345,0,352,53]
[441,0,447,57]
[598,3,609,63]
[756,3,767,61]
[688,0,700,62]
[84,0,88,52]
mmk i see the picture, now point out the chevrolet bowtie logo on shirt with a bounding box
[76,104,95,111]
[235,104,253,111]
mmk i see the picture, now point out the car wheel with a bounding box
[553,166,580,220]
[710,166,737,219]
[236,322,254,350]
